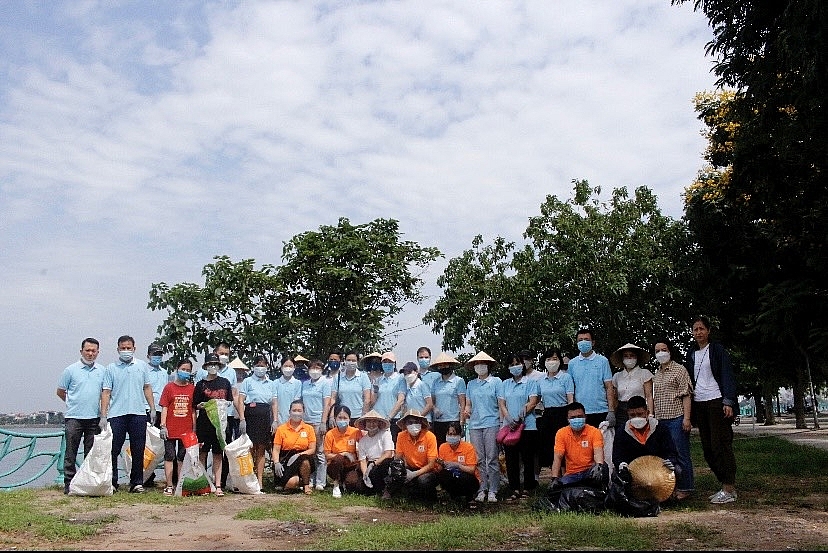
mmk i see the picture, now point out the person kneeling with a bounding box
[436,421,480,505]
[382,410,438,501]
[272,400,316,494]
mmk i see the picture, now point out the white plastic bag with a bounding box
[123,424,165,483]
[599,420,615,477]
[225,433,261,494]
[69,425,114,496]
[175,434,214,497]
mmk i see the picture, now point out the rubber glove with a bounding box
[273,462,284,478]
[662,459,675,472]
[271,420,279,433]
[405,469,417,482]
[605,411,616,427]
[160,427,169,440]
[238,420,247,435]
[98,417,107,432]
[287,453,300,466]
[363,471,373,488]
[341,452,355,462]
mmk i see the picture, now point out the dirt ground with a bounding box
[8,486,828,551]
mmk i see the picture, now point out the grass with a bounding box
[1,433,826,550]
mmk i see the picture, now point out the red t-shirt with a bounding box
[160,381,195,439]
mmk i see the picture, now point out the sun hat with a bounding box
[363,351,382,361]
[465,351,497,367]
[355,409,390,431]
[381,351,396,362]
[228,357,249,370]
[429,352,460,368]
[610,343,651,368]
[293,354,309,364]
[396,409,430,430]
[628,455,676,502]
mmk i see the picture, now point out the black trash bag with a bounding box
[387,458,407,485]
[556,486,607,514]
[539,463,610,514]
[581,462,609,490]
[605,465,660,517]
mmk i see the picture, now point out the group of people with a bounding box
[56,315,738,507]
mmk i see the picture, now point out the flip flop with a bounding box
[214,487,225,497]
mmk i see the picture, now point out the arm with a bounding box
[389,391,405,420]
[566,392,574,403]
[604,380,616,413]
[362,388,372,412]
[682,394,692,432]
[463,397,473,420]
[523,395,539,419]
[100,389,111,419]
[644,379,655,414]
[321,396,332,426]
[232,386,244,421]
[593,444,605,464]
[422,394,434,417]
[143,384,155,415]
[56,388,67,402]
[551,451,564,478]
[413,457,437,477]
[161,405,169,428]
[458,394,467,424]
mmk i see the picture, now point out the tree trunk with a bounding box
[793,365,807,429]
[762,382,776,426]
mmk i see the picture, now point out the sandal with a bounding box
[505,492,521,502]
[303,485,313,495]
[520,490,531,499]
[163,486,174,496]
[214,487,225,497]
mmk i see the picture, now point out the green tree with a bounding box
[424,180,696,364]
[148,219,442,363]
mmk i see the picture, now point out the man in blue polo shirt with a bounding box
[101,335,155,493]
[56,337,106,494]
[567,327,616,428]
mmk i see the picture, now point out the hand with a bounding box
[503,414,515,426]
[442,461,459,471]
[287,453,300,466]
[363,471,373,488]
[405,469,417,482]
[605,411,616,427]
[271,420,279,433]
[197,402,206,410]
[98,417,107,432]
[160,427,169,440]
[618,461,629,471]
[238,420,247,435]
[341,452,355,463]
[662,459,675,472]
[433,407,443,419]
[272,461,284,478]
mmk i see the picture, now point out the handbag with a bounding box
[496,422,525,447]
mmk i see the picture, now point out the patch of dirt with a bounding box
[8,488,828,550]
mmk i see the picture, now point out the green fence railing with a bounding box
[0,427,65,489]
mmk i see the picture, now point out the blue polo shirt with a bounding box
[273,376,303,424]
[499,377,540,431]
[466,375,503,430]
[538,371,576,408]
[301,377,332,424]
[373,372,405,419]
[432,373,467,422]
[146,364,171,413]
[333,370,372,419]
[58,360,105,419]
[239,375,276,405]
[103,358,151,418]
[567,352,612,414]
[403,377,433,423]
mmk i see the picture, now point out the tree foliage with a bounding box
[148,218,441,363]
[424,180,696,364]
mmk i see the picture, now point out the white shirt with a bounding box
[693,345,721,401]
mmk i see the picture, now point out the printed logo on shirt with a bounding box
[457,455,465,463]
[300,431,308,438]
[417,444,425,452]
[348,439,355,445]
[580,440,589,448]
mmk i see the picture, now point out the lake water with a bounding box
[0,426,157,490]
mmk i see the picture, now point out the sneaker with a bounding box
[163,486,174,496]
[475,491,485,502]
[709,490,737,504]
[129,484,144,494]
[487,491,498,503]
[332,485,342,498]
[315,483,325,491]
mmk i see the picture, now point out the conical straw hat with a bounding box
[429,352,459,368]
[628,455,676,502]
[465,351,496,367]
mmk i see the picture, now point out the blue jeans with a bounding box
[109,414,148,489]
[660,415,694,492]
[63,417,100,487]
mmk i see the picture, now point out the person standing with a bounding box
[609,343,655,430]
[193,353,233,497]
[370,352,406,435]
[331,351,372,424]
[652,337,694,500]
[687,316,738,504]
[56,337,105,494]
[567,328,615,428]
[158,358,196,496]
[238,354,278,490]
[499,353,540,501]
[429,352,467,445]
[273,357,302,425]
[463,351,503,504]
[100,335,155,493]
[144,342,170,487]
[537,347,575,471]
[302,358,333,491]
[400,362,435,441]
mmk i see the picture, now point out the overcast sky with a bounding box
[0,1,717,414]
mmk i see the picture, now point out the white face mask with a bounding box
[545,360,561,373]
[253,366,267,378]
[623,358,638,369]
[655,351,670,364]
[474,364,489,376]
[407,423,421,436]
[218,354,230,365]
[281,367,295,378]
[206,365,219,375]
[343,361,358,372]
[405,373,418,385]
[629,417,648,430]
[308,369,322,381]
[290,411,303,421]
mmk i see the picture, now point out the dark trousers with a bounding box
[358,458,391,495]
[63,417,100,487]
[432,421,455,446]
[504,429,538,492]
[385,469,439,499]
[436,468,479,501]
[693,398,736,486]
[585,412,607,429]
[110,414,148,489]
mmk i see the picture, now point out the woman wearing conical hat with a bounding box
[463,351,503,504]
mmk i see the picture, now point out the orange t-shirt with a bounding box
[438,440,480,481]
[554,424,604,475]
[323,426,361,455]
[273,421,316,452]
[395,429,438,470]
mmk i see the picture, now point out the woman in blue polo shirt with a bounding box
[238,354,278,490]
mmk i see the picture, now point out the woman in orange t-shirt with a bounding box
[436,421,480,504]
[323,405,362,497]
[272,400,317,494]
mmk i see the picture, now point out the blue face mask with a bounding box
[336,419,349,429]
[446,435,461,446]
[150,355,162,366]
[509,365,523,376]
[327,360,340,371]
[382,362,395,374]
[418,358,430,369]
[569,417,586,431]
[177,370,191,382]
[118,350,134,362]
[577,340,592,354]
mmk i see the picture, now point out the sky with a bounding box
[0,0,719,414]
